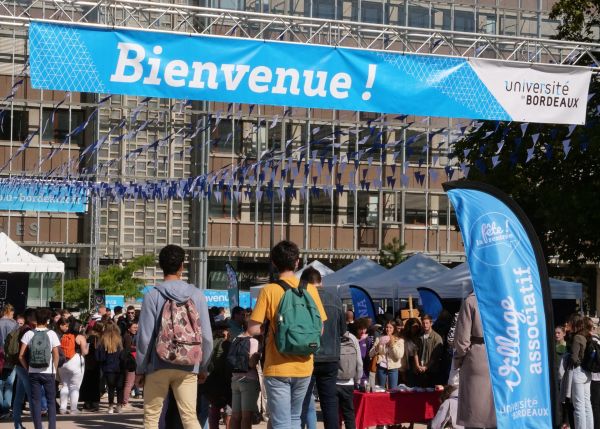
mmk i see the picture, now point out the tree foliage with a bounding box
[452,2,600,267]
[550,0,600,42]
[453,86,600,266]
[55,254,155,307]
[379,238,406,268]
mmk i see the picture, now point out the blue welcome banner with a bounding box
[0,182,88,212]
[349,285,376,320]
[444,181,554,428]
[29,22,591,124]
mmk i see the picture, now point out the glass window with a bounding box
[405,193,426,225]
[213,0,244,10]
[428,194,449,226]
[249,191,290,222]
[405,129,427,164]
[0,110,28,141]
[211,119,242,154]
[347,191,379,226]
[300,192,337,224]
[478,13,497,34]
[383,192,402,223]
[208,191,240,219]
[454,10,475,32]
[353,1,386,24]
[408,5,430,28]
[305,0,343,19]
[42,109,85,145]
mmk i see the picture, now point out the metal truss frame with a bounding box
[0,0,599,70]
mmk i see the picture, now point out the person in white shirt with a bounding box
[18,308,61,429]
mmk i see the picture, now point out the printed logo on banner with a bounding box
[471,212,519,267]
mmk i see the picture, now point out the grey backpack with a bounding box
[29,331,51,369]
[338,335,356,380]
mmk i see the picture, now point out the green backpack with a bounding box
[29,330,52,369]
[4,327,23,366]
[274,280,322,356]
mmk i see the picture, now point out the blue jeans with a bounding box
[301,389,317,429]
[301,361,339,429]
[264,376,311,429]
[376,366,399,390]
[30,373,57,429]
[0,367,16,413]
[13,366,32,429]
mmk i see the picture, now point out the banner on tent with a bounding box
[29,22,591,124]
[349,285,377,320]
[444,181,554,429]
[0,182,87,212]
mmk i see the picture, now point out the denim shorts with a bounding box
[231,377,260,413]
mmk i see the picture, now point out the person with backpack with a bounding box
[228,325,261,429]
[336,331,362,429]
[58,319,88,415]
[135,244,213,429]
[300,267,346,429]
[0,303,17,420]
[18,307,61,429]
[204,322,233,429]
[247,240,327,429]
[10,308,35,429]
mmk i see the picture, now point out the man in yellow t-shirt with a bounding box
[248,240,327,429]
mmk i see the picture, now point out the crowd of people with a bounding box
[0,300,142,429]
[0,240,598,429]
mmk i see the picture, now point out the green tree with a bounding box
[379,238,406,268]
[550,0,600,42]
[452,2,600,267]
[55,254,155,307]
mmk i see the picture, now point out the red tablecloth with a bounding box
[353,390,441,429]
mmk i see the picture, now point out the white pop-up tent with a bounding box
[348,253,450,299]
[322,258,386,288]
[250,260,335,299]
[0,232,65,307]
[414,262,583,301]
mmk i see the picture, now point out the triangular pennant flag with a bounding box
[520,123,529,137]
[562,139,571,157]
[496,141,504,154]
[566,124,577,137]
[401,174,409,188]
[526,146,535,163]
[544,143,553,160]
[531,133,540,144]
[492,155,501,168]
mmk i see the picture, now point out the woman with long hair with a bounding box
[80,321,103,412]
[402,318,422,387]
[569,314,593,429]
[369,320,405,389]
[58,320,89,414]
[95,322,125,414]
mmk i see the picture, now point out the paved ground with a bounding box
[0,399,428,428]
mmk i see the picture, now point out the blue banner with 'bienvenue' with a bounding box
[444,181,554,428]
[0,182,88,212]
[29,22,591,124]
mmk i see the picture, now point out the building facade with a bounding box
[0,0,575,305]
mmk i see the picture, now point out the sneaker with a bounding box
[58,409,68,415]
[120,404,133,412]
[107,406,114,414]
[115,405,122,414]
[70,409,80,416]
[134,395,143,399]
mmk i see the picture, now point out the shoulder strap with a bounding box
[274,280,291,291]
